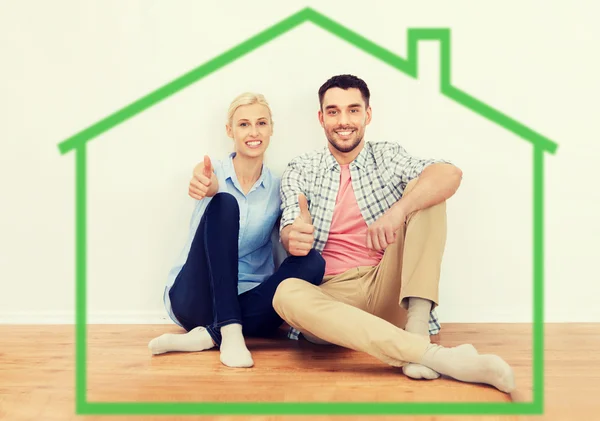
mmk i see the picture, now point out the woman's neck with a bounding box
[232,153,263,187]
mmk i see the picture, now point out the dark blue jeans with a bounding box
[168,192,325,346]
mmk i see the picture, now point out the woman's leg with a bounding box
[237,249,326,338]
[149,193,252,367]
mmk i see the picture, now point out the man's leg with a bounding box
[272,272,431,367]
[363,178,447,378]
[272,278,516,394]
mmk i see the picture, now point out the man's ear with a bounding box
[365,106,372,126]
[318,110,325,128]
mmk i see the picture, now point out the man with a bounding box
[273,74,515,393]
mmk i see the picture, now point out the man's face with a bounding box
[318,87,372,154]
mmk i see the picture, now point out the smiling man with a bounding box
[273,74,516,393]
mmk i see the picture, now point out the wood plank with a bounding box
[0,323,597,420]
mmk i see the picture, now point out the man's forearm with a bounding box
[390,163,462,224]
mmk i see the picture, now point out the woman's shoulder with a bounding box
[262,165,281,188]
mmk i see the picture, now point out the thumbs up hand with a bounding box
[288,194,315,256]
[189,155,218,200]
[202,155,212,178]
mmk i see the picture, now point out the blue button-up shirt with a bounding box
[163,152,281,326]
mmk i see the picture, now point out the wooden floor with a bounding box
[0,324,598,420]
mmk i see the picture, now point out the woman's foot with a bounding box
[219,323,254,368]
[148,326,215,355]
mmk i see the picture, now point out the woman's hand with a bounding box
[189,156,218,200]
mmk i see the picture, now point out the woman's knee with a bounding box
[299,249,326,285]
[206,192,239,219]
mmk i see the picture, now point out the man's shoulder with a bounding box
[366,140,406,156]
[287,147,328,168]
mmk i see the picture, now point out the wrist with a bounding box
[388,202,409,229]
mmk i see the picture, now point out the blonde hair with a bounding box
[227,92,274,127]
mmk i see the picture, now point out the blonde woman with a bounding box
[148,93,325,368]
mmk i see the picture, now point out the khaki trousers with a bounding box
[272,179,447,367]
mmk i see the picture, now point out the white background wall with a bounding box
[1,0,598,324]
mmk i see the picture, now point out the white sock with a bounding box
[219,323,254,368]
[419,343,516,393]
[148,326,215,355]
[402,297,440,380]
[302,331,333,345]
[405,297,432,336]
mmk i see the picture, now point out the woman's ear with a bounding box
[226,124,233,139]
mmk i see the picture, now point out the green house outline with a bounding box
[57,7,556,417]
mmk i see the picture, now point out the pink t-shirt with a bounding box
[321,164,385,276]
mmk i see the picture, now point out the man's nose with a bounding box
[338,111,349,126]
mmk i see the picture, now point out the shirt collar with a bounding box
[351,143,369,170]
[324,142,370,171]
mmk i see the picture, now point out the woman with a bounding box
[148,92,325,368]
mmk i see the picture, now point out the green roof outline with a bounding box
[57,6,558,155]
[58,6,551,417]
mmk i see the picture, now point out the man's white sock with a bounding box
[402,297,440,380]
[419,343,516,393]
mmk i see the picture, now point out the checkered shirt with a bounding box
[280,141,448,340]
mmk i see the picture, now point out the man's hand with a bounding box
[189,155,218,200]
[366,209,406,252]
[287,194,315,256]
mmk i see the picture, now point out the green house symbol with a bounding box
[57,6,555,417]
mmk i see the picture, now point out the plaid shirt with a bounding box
[280,141,448,340]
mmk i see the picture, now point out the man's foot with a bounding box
[219,323,254,368]
[403,297,439,379]
[148,326,215,355]
[302,331,333,345]
[419,343,516,393]
[402,362,440,380]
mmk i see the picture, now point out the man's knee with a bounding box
[272,278,308,313]
[404,178,419,196]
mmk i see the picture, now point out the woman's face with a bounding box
[226,103,272,159]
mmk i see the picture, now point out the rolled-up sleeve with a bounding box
[279,159,307,233]
[388,144,451,191]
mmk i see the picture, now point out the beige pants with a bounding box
[272,179,447,367]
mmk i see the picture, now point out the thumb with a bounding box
[203,155,212,178]
[298,193,312,225]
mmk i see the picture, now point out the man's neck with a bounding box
[328,140,365,165]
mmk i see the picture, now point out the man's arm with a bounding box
[279,160,314,255]
[366,145,462,251]
[388,162,462,225]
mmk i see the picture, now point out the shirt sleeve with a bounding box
[387,143,451,191]
[279,158,308,233]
